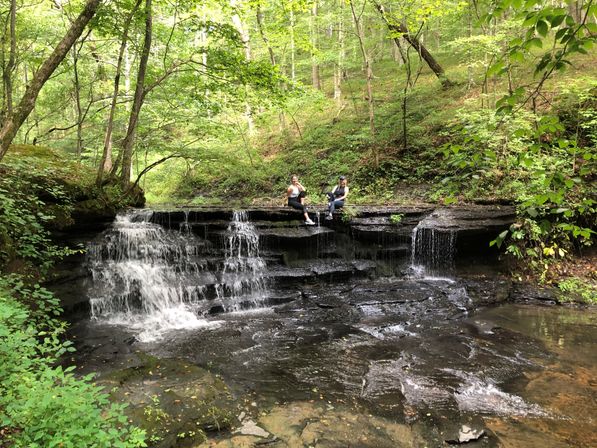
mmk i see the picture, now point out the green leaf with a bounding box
[565,14,575,26]
[523,13,538,27]
[487,61,505,77]
[555,27,569,41]
[549,14,566,27]
[509,50,525,64]
[536,20,549,37]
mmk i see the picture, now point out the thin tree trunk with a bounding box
[200,10,210,116]
[310,0,321,90]
[256,5,275,65]
[72,45,84,161]
[373,1,451,87]
[120,0,152,189]
[334,0,345,101]
[0,0,102,162]
[256,4,286,129]
[349,0,376,165]
[467,0,474,89]
[2,0,16,118]
[230,0,254,134]
[289,9,296,81]
[97,0,142,185]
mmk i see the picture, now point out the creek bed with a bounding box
[60,209,596,447]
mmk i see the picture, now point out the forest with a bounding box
[0,0,595,446]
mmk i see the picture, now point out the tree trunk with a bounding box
[97,0,142,186]
[0,0,102,162]
[72,45,84,161]
[373,1,451,87]
[289,9,296,81]
[256,5,275,65]
[334,0,345,101]
[230,0,254,134]
[120,0,152,189]
[310,1,321,90]
[349,0,376,165]
[2,0,17,119]
[256,4,286,129]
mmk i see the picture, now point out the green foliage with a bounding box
[433,66,596,277]
[390,213,404,224]
[340,205,358,222]
[0,277,146,447]
[0,161,75,274]
[485,0,596,114]
[557,277,597,304]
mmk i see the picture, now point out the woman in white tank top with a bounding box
[287,175,315,225]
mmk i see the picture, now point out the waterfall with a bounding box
[214,210,268,310]
[87,211,215,342]
[87,210,271,340]
[410,218,457,277]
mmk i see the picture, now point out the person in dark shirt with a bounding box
[326,176,349,219]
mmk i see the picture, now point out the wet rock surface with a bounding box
[144,204,515,254]
[66,277,597,447]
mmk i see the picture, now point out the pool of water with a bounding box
[68,275,596,447]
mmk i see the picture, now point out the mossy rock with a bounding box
[101,354,238,448]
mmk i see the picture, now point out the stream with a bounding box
[60,208,596,447]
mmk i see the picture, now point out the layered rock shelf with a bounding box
[52,204,516,313]
[147,204,516,253]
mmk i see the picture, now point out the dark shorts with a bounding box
[288,198,306,213]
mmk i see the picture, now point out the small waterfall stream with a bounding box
[410,211,458,277]
[214,210,268,310]
[67,206,593,446]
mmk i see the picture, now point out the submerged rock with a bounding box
[445,425,486,444]
[98,355,238,447]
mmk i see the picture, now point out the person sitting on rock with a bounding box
[287,174,315,225]
[326,175,349,220]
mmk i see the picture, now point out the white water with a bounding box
[409,222,457,279]
[88,211,217,342]
[88,210,271,340]
[214,210,269,310]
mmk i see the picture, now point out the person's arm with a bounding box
[287,186,293,197]
[296,182,306,192]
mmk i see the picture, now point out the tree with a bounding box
[120,0,152,189]
[349,0,375,158]
[372,0,451,87]
[1,0,17,120]
[0,0,103,162]
[96,0,143,185]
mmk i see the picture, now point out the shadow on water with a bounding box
[63,209,596,447]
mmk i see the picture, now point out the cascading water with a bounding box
[87,211,216,342]
[214,210,268,310]
[410,211,458,277]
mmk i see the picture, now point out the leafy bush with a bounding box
[557,277,597,304]
[0,277,146,447]
[437,84,596,279]
[0,164,75,274]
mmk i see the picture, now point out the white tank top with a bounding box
[288,185,300,198]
